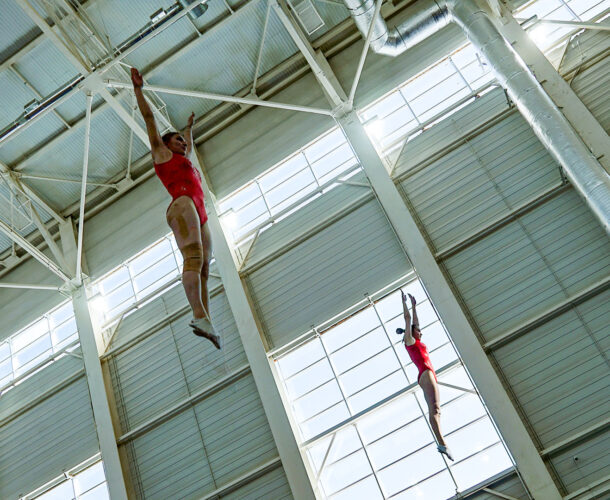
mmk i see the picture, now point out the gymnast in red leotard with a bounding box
[132,68,220,349]
[397,291,453,461]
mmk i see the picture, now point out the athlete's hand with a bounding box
[401,289,407,303]
[408,293,416,306]
[131,68,143,88]
[186,112,195,128]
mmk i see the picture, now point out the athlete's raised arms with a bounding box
[183,112,195,159]
[131,67,172,164]
[409,293,419,331]
[401,290,415,346]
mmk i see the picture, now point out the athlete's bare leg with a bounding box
[200,221,212,318]
[166,196,205,319]
[419,370,447,447]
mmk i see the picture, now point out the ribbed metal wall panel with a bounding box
[0,376,98,500]
[559,19,610,77]
[246,197,411,349]
[462,471,528,500]
[109,286,247,433]
[126,373,279,499]
[394,87,511,178]
[550,428,610,494]
[193,374,278,485]
[0,354,83,422]
[222,464,293,499]
[443,189,610,342]
[570,55,610,134]
[128,408,215,500]
[494,289,610,448]
[399,109,561,252]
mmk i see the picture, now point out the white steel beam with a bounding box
[106,80,334,116]
[71,287,128,500]
[0,162,65,223]
[272,0,347,108]
[0,282,62,291]
[0,218,71,282]
[15,0,90,73]
[336,110,561,500]
[192,152,316,500]
[348,0,383,105]
[0,166,71,272]
[91,82,151,147]
[497,7,610,174]
[76,94,93,284]
[517,17,610,32]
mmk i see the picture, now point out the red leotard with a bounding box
[405,338,437,383]
[154,153,208,225]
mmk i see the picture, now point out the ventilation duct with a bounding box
[343,0,610,233]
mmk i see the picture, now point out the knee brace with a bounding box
[182,242,203,273]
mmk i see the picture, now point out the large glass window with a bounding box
[515,0,609,52]
[359,43,495,161]
[88,233,184,327]
[218,128,360,246]
[24,457,108,500]
[274,279,515,498]
[0,300,77,393]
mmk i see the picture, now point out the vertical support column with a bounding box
[336,110,562,500]
[72,287,128,500]
[192,154,316,500]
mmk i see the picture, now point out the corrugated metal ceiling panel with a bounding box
[0,70,34,131]
[0,113,65,167]
[0,2,39,62]
[83,0,169,49]
[16,105,148,210]
[124,17,197,72]
[148,0,299,121]
[12,38,81,97]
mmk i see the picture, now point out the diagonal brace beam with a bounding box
[272,0,347,108]
[0,218,71,282]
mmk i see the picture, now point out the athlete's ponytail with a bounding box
[396,328,405,335]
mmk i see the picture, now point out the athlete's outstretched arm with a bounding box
[131,68,166,161]
[409,294,419,330]
[401,290,415,345]
[183,112,195,158]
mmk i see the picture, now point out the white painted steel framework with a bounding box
[71,287,128,500]
[495,7,610,173]
[336,109,561,500]
[105,80,335,116]
[192,152,317,499]
[269,5,561,496]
